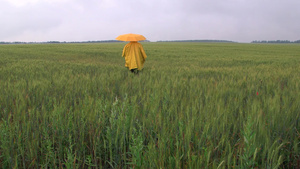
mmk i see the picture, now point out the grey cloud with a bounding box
[1,0,299,42]
[0,1,62,40]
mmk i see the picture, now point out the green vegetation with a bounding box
[252,40,300,43]
[0,42,299,168]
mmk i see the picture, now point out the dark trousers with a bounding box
[130,68,139,74]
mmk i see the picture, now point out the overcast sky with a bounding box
[1,0,300,42]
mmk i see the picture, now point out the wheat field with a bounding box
[0,42,299,168]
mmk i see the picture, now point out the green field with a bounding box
[0,42,299,168]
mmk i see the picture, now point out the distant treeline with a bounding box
[157,40,236,43]
[251,40,300,43]
[2,39,300,44]
[0,40,123,44]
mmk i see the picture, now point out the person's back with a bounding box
[122,41,147,71]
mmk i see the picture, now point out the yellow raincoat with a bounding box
[122,41,147,70]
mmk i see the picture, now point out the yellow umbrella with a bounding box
[116,33,146,41]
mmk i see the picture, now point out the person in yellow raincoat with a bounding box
[122,41,147,73]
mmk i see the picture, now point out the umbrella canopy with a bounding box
[116,33,146,42]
